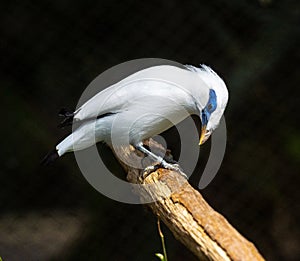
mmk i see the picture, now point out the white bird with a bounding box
[42,64,228,172]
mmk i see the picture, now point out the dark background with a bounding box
[0,0,299,260]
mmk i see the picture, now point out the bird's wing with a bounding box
[73,65,202,122]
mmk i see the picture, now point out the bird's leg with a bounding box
[134,142,187,179]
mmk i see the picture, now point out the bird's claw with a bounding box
[141,161,188,180]
[142,164,160,179]
[161,162,188,179]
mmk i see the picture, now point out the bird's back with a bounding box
[73,65,208,123]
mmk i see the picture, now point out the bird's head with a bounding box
[185,64,229,145]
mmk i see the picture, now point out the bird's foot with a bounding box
[161,161,188,179]
[141,160,188,180]
[142,164,161,179]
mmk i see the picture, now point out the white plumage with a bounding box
[44,64,228,167]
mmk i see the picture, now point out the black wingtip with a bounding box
[58,108,74,117]
[58,108,74,128]
[57,118,73,128]
[41,149,59,166]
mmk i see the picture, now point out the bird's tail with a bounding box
[41,149,59,166]
[42,118,100,166]
[41,134,73,166]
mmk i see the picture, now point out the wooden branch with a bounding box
[112,141,265,261]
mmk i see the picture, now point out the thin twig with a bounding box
[157,217,168,261]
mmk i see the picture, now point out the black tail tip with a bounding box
[41,149,59,166]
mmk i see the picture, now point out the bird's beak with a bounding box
[199,126,211,145]
[199,125,207,145]
[199,110,211,145]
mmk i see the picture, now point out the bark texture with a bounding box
[112,141,265,261]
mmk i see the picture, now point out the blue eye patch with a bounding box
[205,89,217,114]
[201,89,217,125]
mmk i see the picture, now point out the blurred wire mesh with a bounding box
[0,0,299,260]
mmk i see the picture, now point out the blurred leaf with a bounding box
[155,253,165,261]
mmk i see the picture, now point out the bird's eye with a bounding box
[207,103,213,111]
